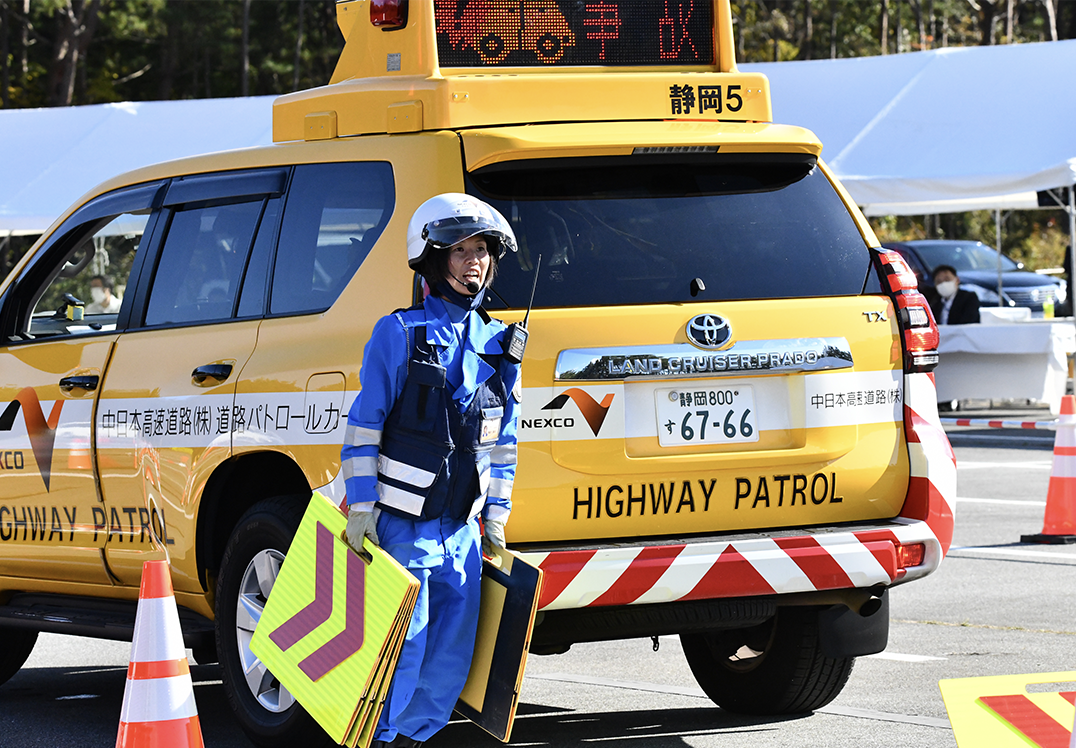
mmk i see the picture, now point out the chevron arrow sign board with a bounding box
[251,492,419,747]
[940,671,1076,748]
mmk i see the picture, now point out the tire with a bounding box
[216,496,331,747]
[191,641,218,665]
[680,607,854,715]
[0,628,38,686]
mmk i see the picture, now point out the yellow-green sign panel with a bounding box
[251,493,418,746]
[940,671,1076,748]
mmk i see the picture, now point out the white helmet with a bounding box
[406,193,517,270]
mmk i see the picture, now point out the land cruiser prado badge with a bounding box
[686,314,732,349]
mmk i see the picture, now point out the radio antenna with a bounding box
[503,254,541,364]
[523,254,542,327]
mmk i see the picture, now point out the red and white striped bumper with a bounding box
[519,372,956,613]
[521,519,943,611]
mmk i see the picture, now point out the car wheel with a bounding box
[0,627,38,686]
[216,496,330,747]
[191,641,218,665]
[680,607,854,715]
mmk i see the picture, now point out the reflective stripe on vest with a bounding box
[375,308,506,521]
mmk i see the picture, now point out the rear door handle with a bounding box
[191,363,233,386]
[59,375,99,392]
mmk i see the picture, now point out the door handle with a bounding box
[191,363,234,386]
[59,375,99,392]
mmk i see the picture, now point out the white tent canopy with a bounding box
[742,39,1076,216]
[1,40,1074,233]
[0,96,274,234]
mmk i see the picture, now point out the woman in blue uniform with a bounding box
[341,194,521,748]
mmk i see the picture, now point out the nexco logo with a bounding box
[0,388,63,492]
[520,388,615,437]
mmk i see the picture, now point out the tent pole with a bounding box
[996,208,1003,307]
[1069,185,1075,321]
[0,232,9,275]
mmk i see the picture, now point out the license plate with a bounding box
[655,385,759,446]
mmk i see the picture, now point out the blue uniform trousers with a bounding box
[374,511,482,742]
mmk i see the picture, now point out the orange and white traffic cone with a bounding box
[116,560,205,748]
[1022,394,1076,544]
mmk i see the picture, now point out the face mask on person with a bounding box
[90,287,107,304]
[935,281,957,300]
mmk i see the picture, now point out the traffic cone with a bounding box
[1022,394,1076,544]
[116,560,205,748]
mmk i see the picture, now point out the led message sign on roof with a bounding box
[434,0,715,67]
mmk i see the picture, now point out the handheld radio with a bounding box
[503,254,541,365]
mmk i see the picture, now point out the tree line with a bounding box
[735,0,1074,62]
[0,0,344,109]
[1,1,1073,109]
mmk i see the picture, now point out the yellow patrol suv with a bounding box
[0,0,954,744]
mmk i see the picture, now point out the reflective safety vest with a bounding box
[375,308,507,521]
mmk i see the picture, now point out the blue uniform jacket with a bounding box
[341,294,520,526]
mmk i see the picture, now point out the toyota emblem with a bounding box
[686,314,731,349]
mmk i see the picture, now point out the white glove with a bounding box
[345,507,379,551]
[483,516,507,554]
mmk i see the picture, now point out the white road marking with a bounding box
[526,672,951,729]
[957,461,1052,470]
[821,704,951,729]
[55,694,99,700]
[949,546,1076,561]
[866,652,946,662]
[955,497,1046,506]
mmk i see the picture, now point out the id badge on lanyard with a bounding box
[480,407,503,444]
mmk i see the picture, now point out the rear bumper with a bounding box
[520,517,942,612]
[519,372,956,613]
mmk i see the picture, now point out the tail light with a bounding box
[371,0,408,28]
[874,249,940,373]
[896,542,926,570]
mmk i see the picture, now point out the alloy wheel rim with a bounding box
[234,548,294,713]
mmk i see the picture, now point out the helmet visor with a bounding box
[422,215,517,257]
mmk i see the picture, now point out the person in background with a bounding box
[929,264,979,325]
[340,194,521,748]
[86,274,122,314]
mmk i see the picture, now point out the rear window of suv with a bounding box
[469,156,871,310]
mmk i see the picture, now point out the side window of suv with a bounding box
[0,177,162,344]
[269,162,394,316]
[143,199,263,326]
[26,212,150,338]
